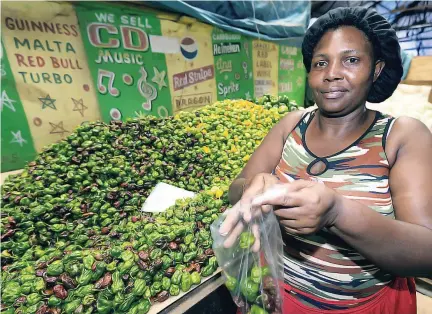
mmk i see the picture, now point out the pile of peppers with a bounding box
[1,97,299,313]
[225,232,281,314]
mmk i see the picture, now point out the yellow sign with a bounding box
[1,1,101,152]
[252,40,279,97]
[160,19,217,113]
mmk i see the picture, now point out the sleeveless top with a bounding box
[273,110,396,304]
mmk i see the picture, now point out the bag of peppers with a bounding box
[210,207,284,314]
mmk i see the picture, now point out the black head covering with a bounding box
[302,7,403,103]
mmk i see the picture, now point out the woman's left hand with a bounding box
[252,180,341,235]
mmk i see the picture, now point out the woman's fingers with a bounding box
[252,186,308,207]
[251,224,261,252]
[219,203,242,235]
[223,220,245,248]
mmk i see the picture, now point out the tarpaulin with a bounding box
[145,1,311,46]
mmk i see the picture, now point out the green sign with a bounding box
[212,29,254,101]
[278,45,306,106]
[75,3,172,122]
[1,40,37,172]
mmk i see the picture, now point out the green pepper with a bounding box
[240,278,260,302]
[153,271,164,283]
[113,292,125,307]
[64,299,81,314]
[118,294,136,312]
[111,246,122,258]
[132,279,147,296]
[111,271,124,294]
[201,265,214,277]
[21,281,34,294]
[184,234,194,245]
[2,281,21,304]
[82,294,96,307]
[130,265,140,277]
[171,270,182,285]
[78,269,93,286]
[239,231,255,249]
[25,301,43,314]
[161,255,172,270]
[136,299,151,314]
[150,248,163,260]
[74,284,94,298]
[150,281,162,296]
[65,262,81,277]
[250,265,262,284]
[118,260,134,275]
[208,256,218,269]
[174,252,184,263]
[63,251,82,263]
[91,261,106,281]
[48,295,62,307]
[34,277,45,292]
[97,291,113,314]
[250,304,268,314]
[106,261,117,272]
[181,272,192,292]
[21,274,36,283]
[26,293,42,306]
[83,255,95,270]
[225,275,238,292]
[169,284,180,296]
[162,277,171,290]
[261,265,270,276]
[120,250,135,261]
[191,272,201,285]
[46,260,64,276]
[183,251,197,263]
[1,308,14,314]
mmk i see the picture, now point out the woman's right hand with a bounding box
[219,173,280,251]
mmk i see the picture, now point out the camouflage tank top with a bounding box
[274,110,396,306]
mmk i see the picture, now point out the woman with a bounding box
[220,7,432,314]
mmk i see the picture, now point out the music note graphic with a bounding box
[137,67,157,111]
[97,69,120,97]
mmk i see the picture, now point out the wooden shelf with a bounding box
[402,56,432,86]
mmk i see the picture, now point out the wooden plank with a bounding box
[1,169,23,185]
[403,56,432,85]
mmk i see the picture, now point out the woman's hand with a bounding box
[219,173,280,251]
[252,180,341,235]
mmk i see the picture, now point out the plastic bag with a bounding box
[210,207,284,314]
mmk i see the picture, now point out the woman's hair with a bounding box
[302,7,403,103]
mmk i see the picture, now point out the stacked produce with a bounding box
[1,97,300,314]
[254,94,300,113]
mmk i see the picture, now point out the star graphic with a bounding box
[224,74,229,80]
[1,90,16,112]
[49,121,69,136]
[296,77,303,87]
[245,92,251,100]
[151,67,167,90]
[10,130,27,147]
[39,94,56,110]
[71,98,88,117]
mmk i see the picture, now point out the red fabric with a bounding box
[235,278,416,314]
[282,277,416,314]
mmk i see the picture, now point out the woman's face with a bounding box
[308,26,384,116]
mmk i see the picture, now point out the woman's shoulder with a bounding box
[385,115,432,167]
[277,110,309,139]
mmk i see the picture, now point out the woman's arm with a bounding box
[228,111,304,205]
[330,117,432,277]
